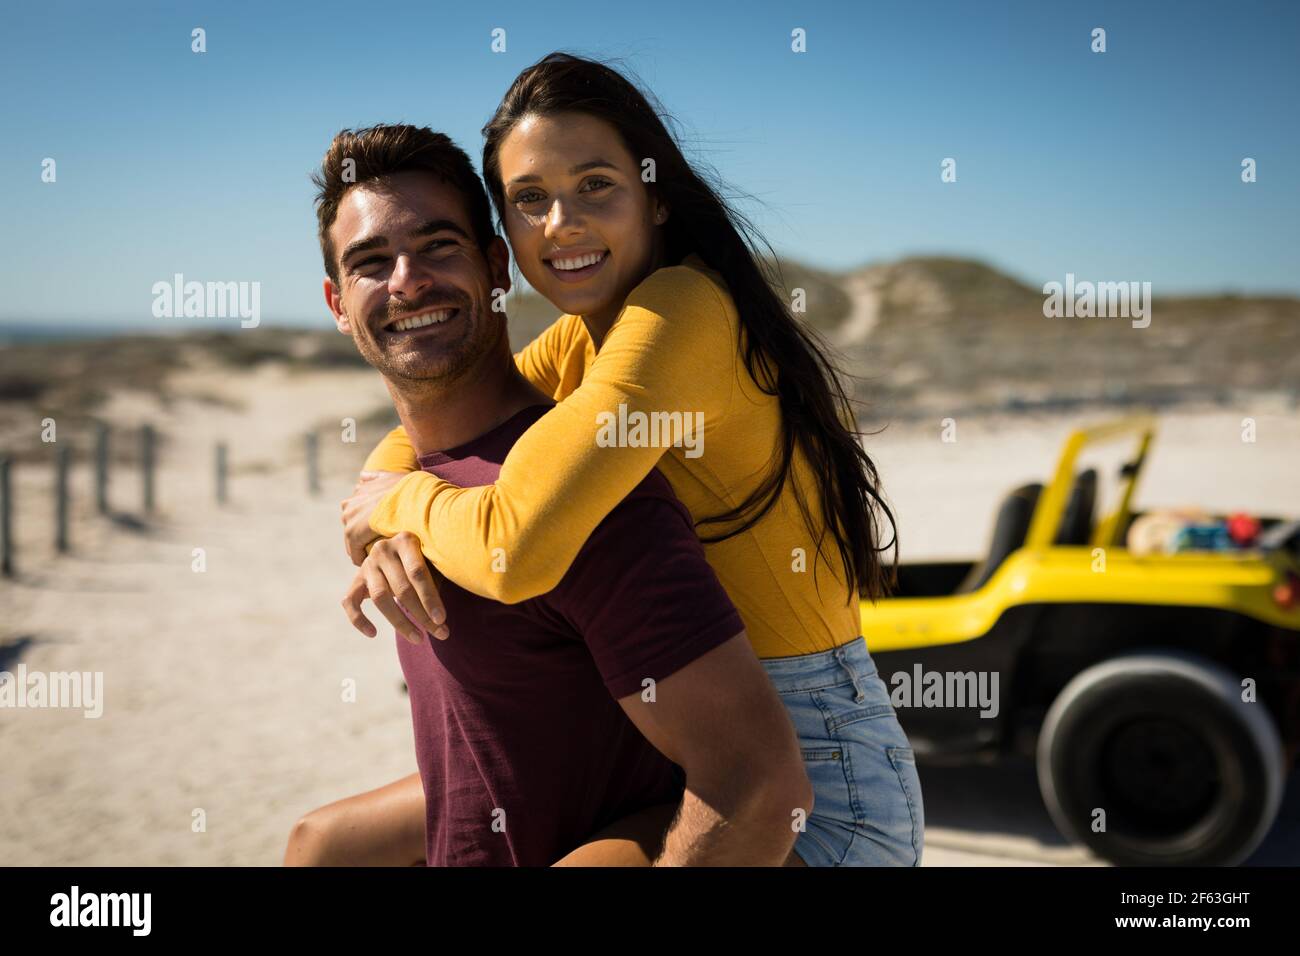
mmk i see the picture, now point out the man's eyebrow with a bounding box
[340,220,471,266]
[413,218,471,240]
[506,159,617,187]
[340,235,386,265]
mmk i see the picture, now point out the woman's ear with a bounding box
[654,201,669,225]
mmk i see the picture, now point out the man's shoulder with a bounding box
[539,460,743,703]
[545,467,695,595]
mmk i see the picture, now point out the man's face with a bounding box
[323,170,510,385]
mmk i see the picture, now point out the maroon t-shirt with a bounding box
[395,403,744,866]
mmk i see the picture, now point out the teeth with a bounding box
[390,309,453,332]
[551,251,606,271]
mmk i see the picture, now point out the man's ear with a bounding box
[323,277,352,335]
[486,236,512,301]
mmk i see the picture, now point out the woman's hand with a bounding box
[342,532,449,644]
[341,470,406,566]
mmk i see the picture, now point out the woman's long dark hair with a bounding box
[482,52,899,603]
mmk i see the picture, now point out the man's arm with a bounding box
[543,474,811,866]
[615,631,813,866]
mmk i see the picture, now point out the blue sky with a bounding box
[1,0,1296,329]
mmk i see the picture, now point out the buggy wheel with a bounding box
[1037,651,1284,866]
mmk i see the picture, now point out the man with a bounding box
[287,124,810,866]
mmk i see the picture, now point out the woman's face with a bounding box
[497,111,667,325]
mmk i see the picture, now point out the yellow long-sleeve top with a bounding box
[364,253,860,659]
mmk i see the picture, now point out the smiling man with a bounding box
[290,124,810,867]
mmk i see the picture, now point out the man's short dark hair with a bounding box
[312,124,496,285]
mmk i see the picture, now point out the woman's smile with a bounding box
[543,248,608,283]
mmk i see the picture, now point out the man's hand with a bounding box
[341,470,406,565]
[342,532,449,644]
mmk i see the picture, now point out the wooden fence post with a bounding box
[216,442,228,506]
[141,424,156,514]
[0,455,12,577]
[55,444,70,553]
[94,423,109,514]
[306,432,320,496]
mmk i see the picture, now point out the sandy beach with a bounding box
[1,356,1297,865]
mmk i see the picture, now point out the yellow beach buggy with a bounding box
[864,416,1300,866]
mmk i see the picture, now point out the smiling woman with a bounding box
[497,113,668,344]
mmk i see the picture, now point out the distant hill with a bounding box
[847,256,1041,328]
[830,256,1300,422]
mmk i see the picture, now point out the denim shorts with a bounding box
[763,637,925,866]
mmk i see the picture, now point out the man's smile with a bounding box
[380,306,461,337]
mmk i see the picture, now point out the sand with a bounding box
[0,362,416,865]
[1,358,1297,865]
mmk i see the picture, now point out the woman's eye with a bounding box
[580,177,613,193]
[513,190,544,205]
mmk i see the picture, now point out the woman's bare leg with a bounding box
[552,802,808,866]
[284,772,426,866]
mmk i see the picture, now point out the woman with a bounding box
[313,52,922,867]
